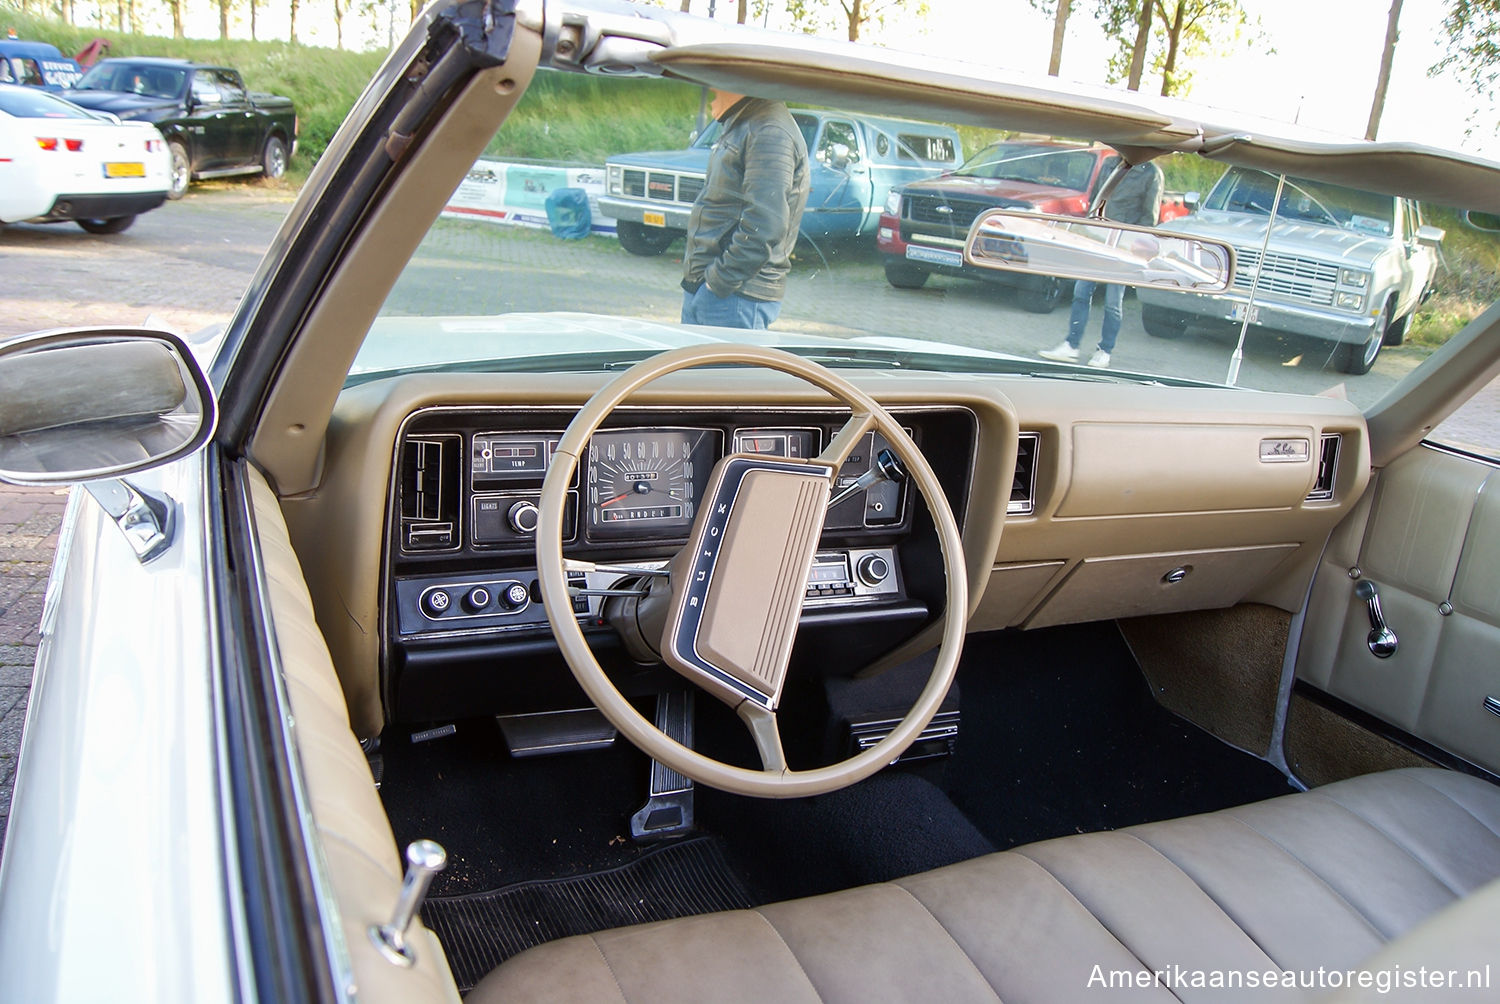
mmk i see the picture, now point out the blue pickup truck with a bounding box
[0,40,83,90]
[601,108,962,255]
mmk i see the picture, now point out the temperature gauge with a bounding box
[734,427,819,459]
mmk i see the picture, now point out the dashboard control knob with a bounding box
[508,500,540,534]
[857,554,890,586]
[463,586,491,613]
[499,582,530,611]
[421,589,452,618]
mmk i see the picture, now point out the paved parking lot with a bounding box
[0,182,1494,856]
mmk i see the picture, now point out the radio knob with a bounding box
[508,500,540,534]
[462,586,491,613]
[498,582,531,611]
[856,554,890,586]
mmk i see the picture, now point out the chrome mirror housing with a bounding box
[0,327,217,485]
[964,208,1236,292]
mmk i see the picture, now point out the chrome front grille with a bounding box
[1234,248,1339,306]
[620,169,704,206]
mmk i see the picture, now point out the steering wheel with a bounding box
[535,344,966,798]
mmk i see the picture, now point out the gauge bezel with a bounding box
[584,426,721,541]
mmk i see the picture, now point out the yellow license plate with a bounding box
[642,211,666,227]
[104,162,146,178]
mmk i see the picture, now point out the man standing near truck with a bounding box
[1040,160,1164,368]
[681,89,810,329]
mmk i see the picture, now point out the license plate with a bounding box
[103,162,146,178]
[642,211,666,227]
[905,245,963,268]
[1231,302,1261,323]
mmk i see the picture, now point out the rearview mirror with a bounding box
[0,328,217,485]
[964,209,1235,292]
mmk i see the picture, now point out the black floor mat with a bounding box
[947,623,1295,850]
[421,836,753,992]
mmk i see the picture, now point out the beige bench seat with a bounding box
[471,768,1500,1003]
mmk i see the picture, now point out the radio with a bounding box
[803,548,900,605]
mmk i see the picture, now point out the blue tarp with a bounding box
[543,187,591,240]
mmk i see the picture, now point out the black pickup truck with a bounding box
[67,57,297,199]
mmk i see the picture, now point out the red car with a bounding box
[877,140,1189,311]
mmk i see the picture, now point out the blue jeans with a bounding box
[1067,281,1124,353]
[681,286,781,329]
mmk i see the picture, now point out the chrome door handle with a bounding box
[1354,580,1398,658]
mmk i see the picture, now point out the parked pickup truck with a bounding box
[877,140,1190,312]
[1137,167,1442,374]
[0,40,83,90]
[601,109,962,255]
[67,57,297,199]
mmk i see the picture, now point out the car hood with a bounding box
[65,90,177,117]
[606,148,711,173]
[350,311,1039,379]
[1159,210,1391,266]
[902,174,1085,205]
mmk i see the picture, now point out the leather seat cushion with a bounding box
[470,768,1500,1003]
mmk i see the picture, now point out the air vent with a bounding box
[400,435,461,551]
[1307,433,1341,502]
[1008,432,1040,515]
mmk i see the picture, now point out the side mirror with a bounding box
[1414,224,1445,247]
[822,142,856,170]
[0,328,216,485]
[1183,190,1201,211]
[965,208,1236,292]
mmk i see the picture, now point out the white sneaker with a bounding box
[1039,341,1080,362]
[1087,350,1111,368]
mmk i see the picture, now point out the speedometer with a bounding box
[586,428,717,539]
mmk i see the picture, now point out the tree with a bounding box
[1028,0,1074,77]
[1432,0,1500,135]
[217,0,231,40]
[1367,0,1403,140]
[1097,0,1262,97]
[165,0,182,38]
[333,0,348,48]
[289,0,298,43]
[786,0,929,42]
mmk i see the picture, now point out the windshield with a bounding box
[0,87,96,119]
[76,61,185,99]
[953,142,1102,190]
[1205,169,1398,236]
[360,65,1497,427]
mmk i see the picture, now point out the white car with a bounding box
[1,3,1499,1001]
[0,82,170,233]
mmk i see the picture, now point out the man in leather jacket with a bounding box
[681,90,810,329]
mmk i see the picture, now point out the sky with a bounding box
[157,0,1497,159]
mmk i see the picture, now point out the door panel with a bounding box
[1296,445,1500,774]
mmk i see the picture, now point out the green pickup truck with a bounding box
[66,57,297,199]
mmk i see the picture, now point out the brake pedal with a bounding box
[631,691,696,842]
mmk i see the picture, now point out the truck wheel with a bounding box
[167,141,190,200]
[616,220,678,256]
[261,136,288,180]
[1016,275,1065,313]
[1382,306,1409,346]
[883,259,929,289]
[1335,307,1387,375]
[1142,304,1189,338]
[76,216,136,234]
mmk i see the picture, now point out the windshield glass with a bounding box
[1204,169,1398,236]
[0,86,95,119]
[76,61,185,98]
[361,65,1497,421]
[955,142,1102,189]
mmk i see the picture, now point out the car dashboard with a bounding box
[277,368,1371,739]
[383,403,977,722]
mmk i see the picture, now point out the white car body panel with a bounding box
[0,87,170,224]
[0,457,238,1004]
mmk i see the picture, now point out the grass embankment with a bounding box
[7,9,385,167]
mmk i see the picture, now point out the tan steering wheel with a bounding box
[536,344,966,798]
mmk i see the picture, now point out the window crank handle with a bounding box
[1355,580,1398,658]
